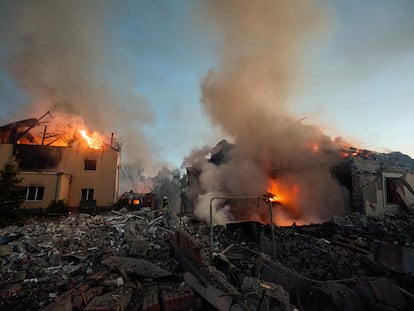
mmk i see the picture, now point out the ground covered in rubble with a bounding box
[207,212,414,310]
[0,208,194,311]
[1,208,414,310]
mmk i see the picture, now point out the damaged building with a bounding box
[334,150,414,216]
[0,114,120,212]
[186,140,414,224]
[1,136,414,310]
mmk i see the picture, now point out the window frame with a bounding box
[81,188,94,201]
[25,186,45,201]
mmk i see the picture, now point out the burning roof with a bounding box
[0,112,119,151]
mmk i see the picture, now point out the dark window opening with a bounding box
[331,161,353,192]
[84,159,97,170]
[386,177,403,205]
[25,186,44,201]
[81,188,94,201]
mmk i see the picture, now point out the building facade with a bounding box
[0,118,120,211]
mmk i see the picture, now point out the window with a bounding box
[84,159,97,170]
[385,177,403,205]
[25,186,44,201]
[81,188,94,201]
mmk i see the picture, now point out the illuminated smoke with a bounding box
[0,0,155,167]
[191,0,348,224]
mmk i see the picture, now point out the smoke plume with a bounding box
[0,0,154,167]
[190,0,348,224]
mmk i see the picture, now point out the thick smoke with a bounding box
[190,0,348,224]
[0,0,154,167]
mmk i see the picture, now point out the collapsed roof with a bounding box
[0,112,71,146]
[0,118,40,144]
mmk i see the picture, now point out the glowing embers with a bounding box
[341,146,372,158]
[267,194,279,203]
[311,143,319,152]
[78,130,103,149]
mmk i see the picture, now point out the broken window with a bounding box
[25,186,44,201]
[84,159,97,170]
[81,188,94,200]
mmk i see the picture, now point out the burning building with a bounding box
[0,113,120,212]
[185,140,414,226]
[176,1,414,227]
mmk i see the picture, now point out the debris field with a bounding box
[1,207,414,310]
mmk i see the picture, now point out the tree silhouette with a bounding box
[0,160,24,226]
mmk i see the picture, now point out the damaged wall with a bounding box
[14,145,63,170]
[350,154,414,216]
[0,141,120,210]
[404,172,414,204]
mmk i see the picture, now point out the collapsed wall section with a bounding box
[347,153,414,215]
[350,157,381,214]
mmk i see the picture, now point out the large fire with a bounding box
[78,129,103,149]
[0,114,106,149]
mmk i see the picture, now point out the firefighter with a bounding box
[161,196,169,208]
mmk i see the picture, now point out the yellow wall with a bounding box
[57,141,120,207]
[59,173,71,203]
[0,144,14,168]
[0,142,120,209]
[19,172,71,209]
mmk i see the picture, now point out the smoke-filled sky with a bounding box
[0,0,414,173]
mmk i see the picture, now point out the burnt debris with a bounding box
[1,207,413,310]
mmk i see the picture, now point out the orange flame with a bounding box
[79,130,103,149]
[341,146,371,158]
[267,179,302,226]
[267,179,282,203]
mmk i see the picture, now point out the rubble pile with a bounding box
[1,206,414,310]
[331,212,414,248]
[264,212,414,280]
[176,212,414,310]
[0,208,194,311]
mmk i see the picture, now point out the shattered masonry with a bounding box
[0,208,192,311]
[1,205,414,310]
